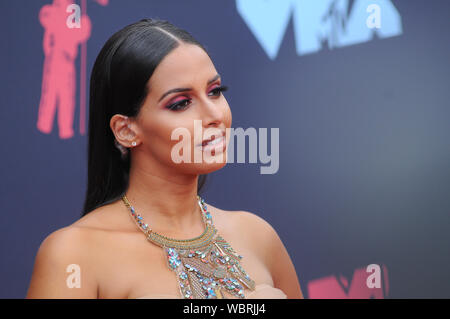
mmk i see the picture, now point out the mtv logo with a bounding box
[236,0,403,59]
[307,264,389,298]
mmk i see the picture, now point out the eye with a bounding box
[166,98,191,111]
[209,85,228,97]
[165,85,229,112]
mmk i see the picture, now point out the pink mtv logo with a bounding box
[307,264,389,299]
[36,0,108,139]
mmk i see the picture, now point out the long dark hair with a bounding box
[81,18,208,217]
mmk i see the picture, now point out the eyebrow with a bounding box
[158,74,221,102]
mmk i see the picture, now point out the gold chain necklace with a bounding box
[121,194,255,299]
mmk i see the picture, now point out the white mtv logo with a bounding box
[237,0,403,59]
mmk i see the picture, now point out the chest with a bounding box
[96,224,273,299]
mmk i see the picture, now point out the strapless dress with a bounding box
[135,283,287,299]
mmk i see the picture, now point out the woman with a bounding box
[26,18,303,299]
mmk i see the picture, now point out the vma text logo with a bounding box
[236,0,403,59]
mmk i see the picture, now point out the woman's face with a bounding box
[117,43,232,175]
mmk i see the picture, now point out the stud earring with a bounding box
[131,141,137,146]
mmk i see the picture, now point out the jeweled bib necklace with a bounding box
[121,194,255,299]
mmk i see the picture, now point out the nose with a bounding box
[199,97,224,128]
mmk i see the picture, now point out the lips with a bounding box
[198,131,226,147]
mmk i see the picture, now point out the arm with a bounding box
[26,227,98,298]
[238,211,304,299]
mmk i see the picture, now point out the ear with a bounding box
[110,114,139,147]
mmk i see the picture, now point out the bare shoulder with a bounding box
[233,210,278,236]
[38,225,90,250]
[207,204,304,299]
[31,203,120,272]
[31,226,94,272]
[25,202,125,298]
[236,210,304,298]
[229,210,283,263]
[205,202,270,227]
[209,204,278,240]
[26,225,98,298]
[205,204,279,259]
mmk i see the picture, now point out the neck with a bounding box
[122,155,203,236]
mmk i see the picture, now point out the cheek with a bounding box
[139,119,176,156]
[161,120,196,159]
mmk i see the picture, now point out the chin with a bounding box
[172,155,228,175]
[199,159,228,173]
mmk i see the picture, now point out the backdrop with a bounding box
[1,0,449,298]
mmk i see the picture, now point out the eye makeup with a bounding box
[165,85,228,111]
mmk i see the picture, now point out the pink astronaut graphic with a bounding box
[37,0,108,139]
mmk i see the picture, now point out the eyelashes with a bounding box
[213,85,228,95]
[166,85,228,111]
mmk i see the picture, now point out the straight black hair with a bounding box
[81,18,208,217]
